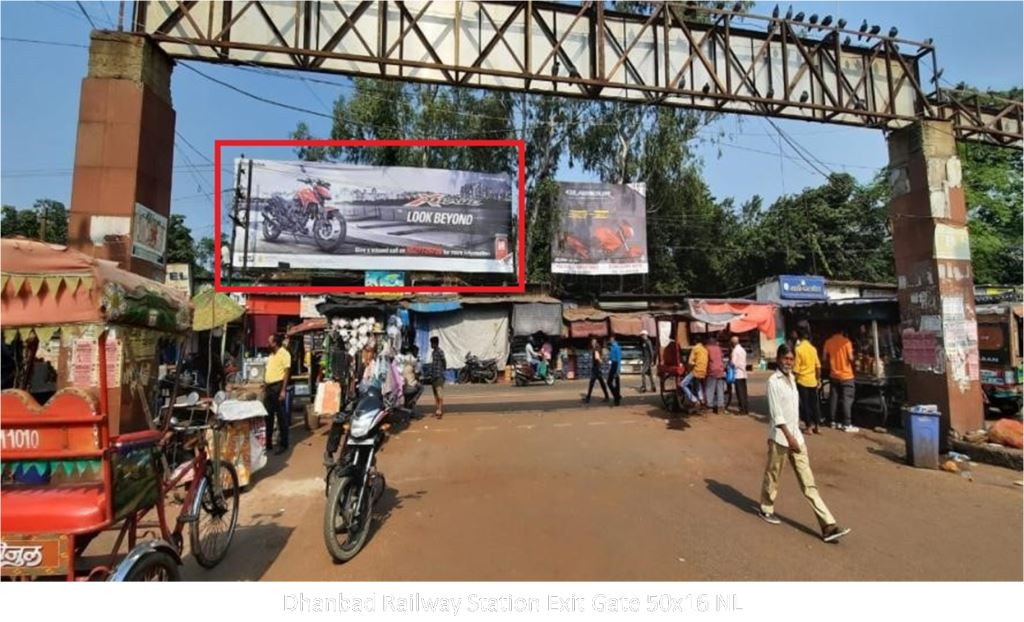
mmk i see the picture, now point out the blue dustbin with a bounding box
[902,406,941,469]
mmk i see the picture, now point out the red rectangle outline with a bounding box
[214,139,526,295]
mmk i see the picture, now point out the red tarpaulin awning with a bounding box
[688,300,776,338]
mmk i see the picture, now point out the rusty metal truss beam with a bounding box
[133,1,1021,148]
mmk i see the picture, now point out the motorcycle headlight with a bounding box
[349,413,374,438]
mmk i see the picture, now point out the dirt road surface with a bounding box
[184,375,1023,581]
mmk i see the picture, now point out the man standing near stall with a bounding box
[793,325,823,434]
[264,333,292,455]
[823,328,859,432]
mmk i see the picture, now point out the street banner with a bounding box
[550,182,648,275]
[131,202,167,265]
[232,159,514,274]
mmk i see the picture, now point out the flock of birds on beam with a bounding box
[663,2,946,109]
[680,3,935,55]
[673,1,942,95]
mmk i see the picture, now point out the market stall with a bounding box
[977,302,1023,417]
[786,299,905,427]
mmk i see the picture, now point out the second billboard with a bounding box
[551,182,648,275]
[232,159,514,274]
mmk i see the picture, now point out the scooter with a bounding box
[262,176,346,252]
[514,358,555,386]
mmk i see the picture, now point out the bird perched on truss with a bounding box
[809,14,819,25]
[858,19,868,40]
[888,26,898,38]
[772,4,780,19]
[785,5,793,20]
[799,90,810,103]
[821,15,833,27]
[869,24,881,36]
[837,18,847,29]
[794,11,805,22]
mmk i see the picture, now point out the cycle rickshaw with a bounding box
[1,238,239,580]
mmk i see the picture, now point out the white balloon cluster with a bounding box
[330,316,378,358]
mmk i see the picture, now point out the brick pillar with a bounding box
[888,121,983,449]
[68,32,174,281]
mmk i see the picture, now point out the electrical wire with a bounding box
[75,1,97,29]
[0,36,88,48]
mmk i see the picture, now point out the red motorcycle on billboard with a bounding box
[262,176,347,252]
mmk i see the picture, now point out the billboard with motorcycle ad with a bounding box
[550,182,648,275]
[232,159,514,274]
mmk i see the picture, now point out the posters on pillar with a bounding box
[550,182,648,275]
[232,159,514,274]
[131,203,167,265]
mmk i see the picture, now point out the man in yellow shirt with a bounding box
[793,326,822,434]
[823,328,858,432]
[680,336,709,407]
[264,333,292,455]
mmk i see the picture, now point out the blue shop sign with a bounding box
[779,275,827,300]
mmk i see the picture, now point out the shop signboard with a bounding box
[164,263,192,298]
[233,159,514,274]
[550,182,648,275]
[779,275,827,300]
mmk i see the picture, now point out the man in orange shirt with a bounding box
[823,328,858,432]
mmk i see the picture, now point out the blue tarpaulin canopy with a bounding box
[408,300,462,313]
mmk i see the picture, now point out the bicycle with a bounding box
[154,401,241,569]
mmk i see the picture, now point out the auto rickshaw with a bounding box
[1,238,238,581]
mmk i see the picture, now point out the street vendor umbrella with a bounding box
[191,290,245,332]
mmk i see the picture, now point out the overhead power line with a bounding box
[75,1,97,29]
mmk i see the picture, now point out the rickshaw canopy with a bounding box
[1,237,191,338]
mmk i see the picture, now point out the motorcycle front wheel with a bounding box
[482,368,498,384]
[314,214,346,252]
[323,475,373,563]
[457,368,470,384]
[544,373,555,386]
[262,214,283,242]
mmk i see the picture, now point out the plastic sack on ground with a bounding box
[988,418,1023,449]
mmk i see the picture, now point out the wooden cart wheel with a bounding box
[660,374,683,413]
[305,403,321,431]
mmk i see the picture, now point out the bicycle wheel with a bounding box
[190,461,240,569]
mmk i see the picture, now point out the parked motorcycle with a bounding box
[458,352,499,384]
[514,359,555,386]
[262,176,346,252]
[322,385,390,563]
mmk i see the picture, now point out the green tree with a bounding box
[732,172,894,285]
[166,214,197,266]
[959,139,1023,285]
[1,200,67,244]
[34,199,68,244]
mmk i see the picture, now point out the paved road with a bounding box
[184,375,1023,581]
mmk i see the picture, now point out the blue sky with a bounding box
[2,1,1022,241]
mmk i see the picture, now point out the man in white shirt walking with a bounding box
[758,344,851,543]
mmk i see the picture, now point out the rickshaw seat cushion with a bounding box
[1,484,109,534]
